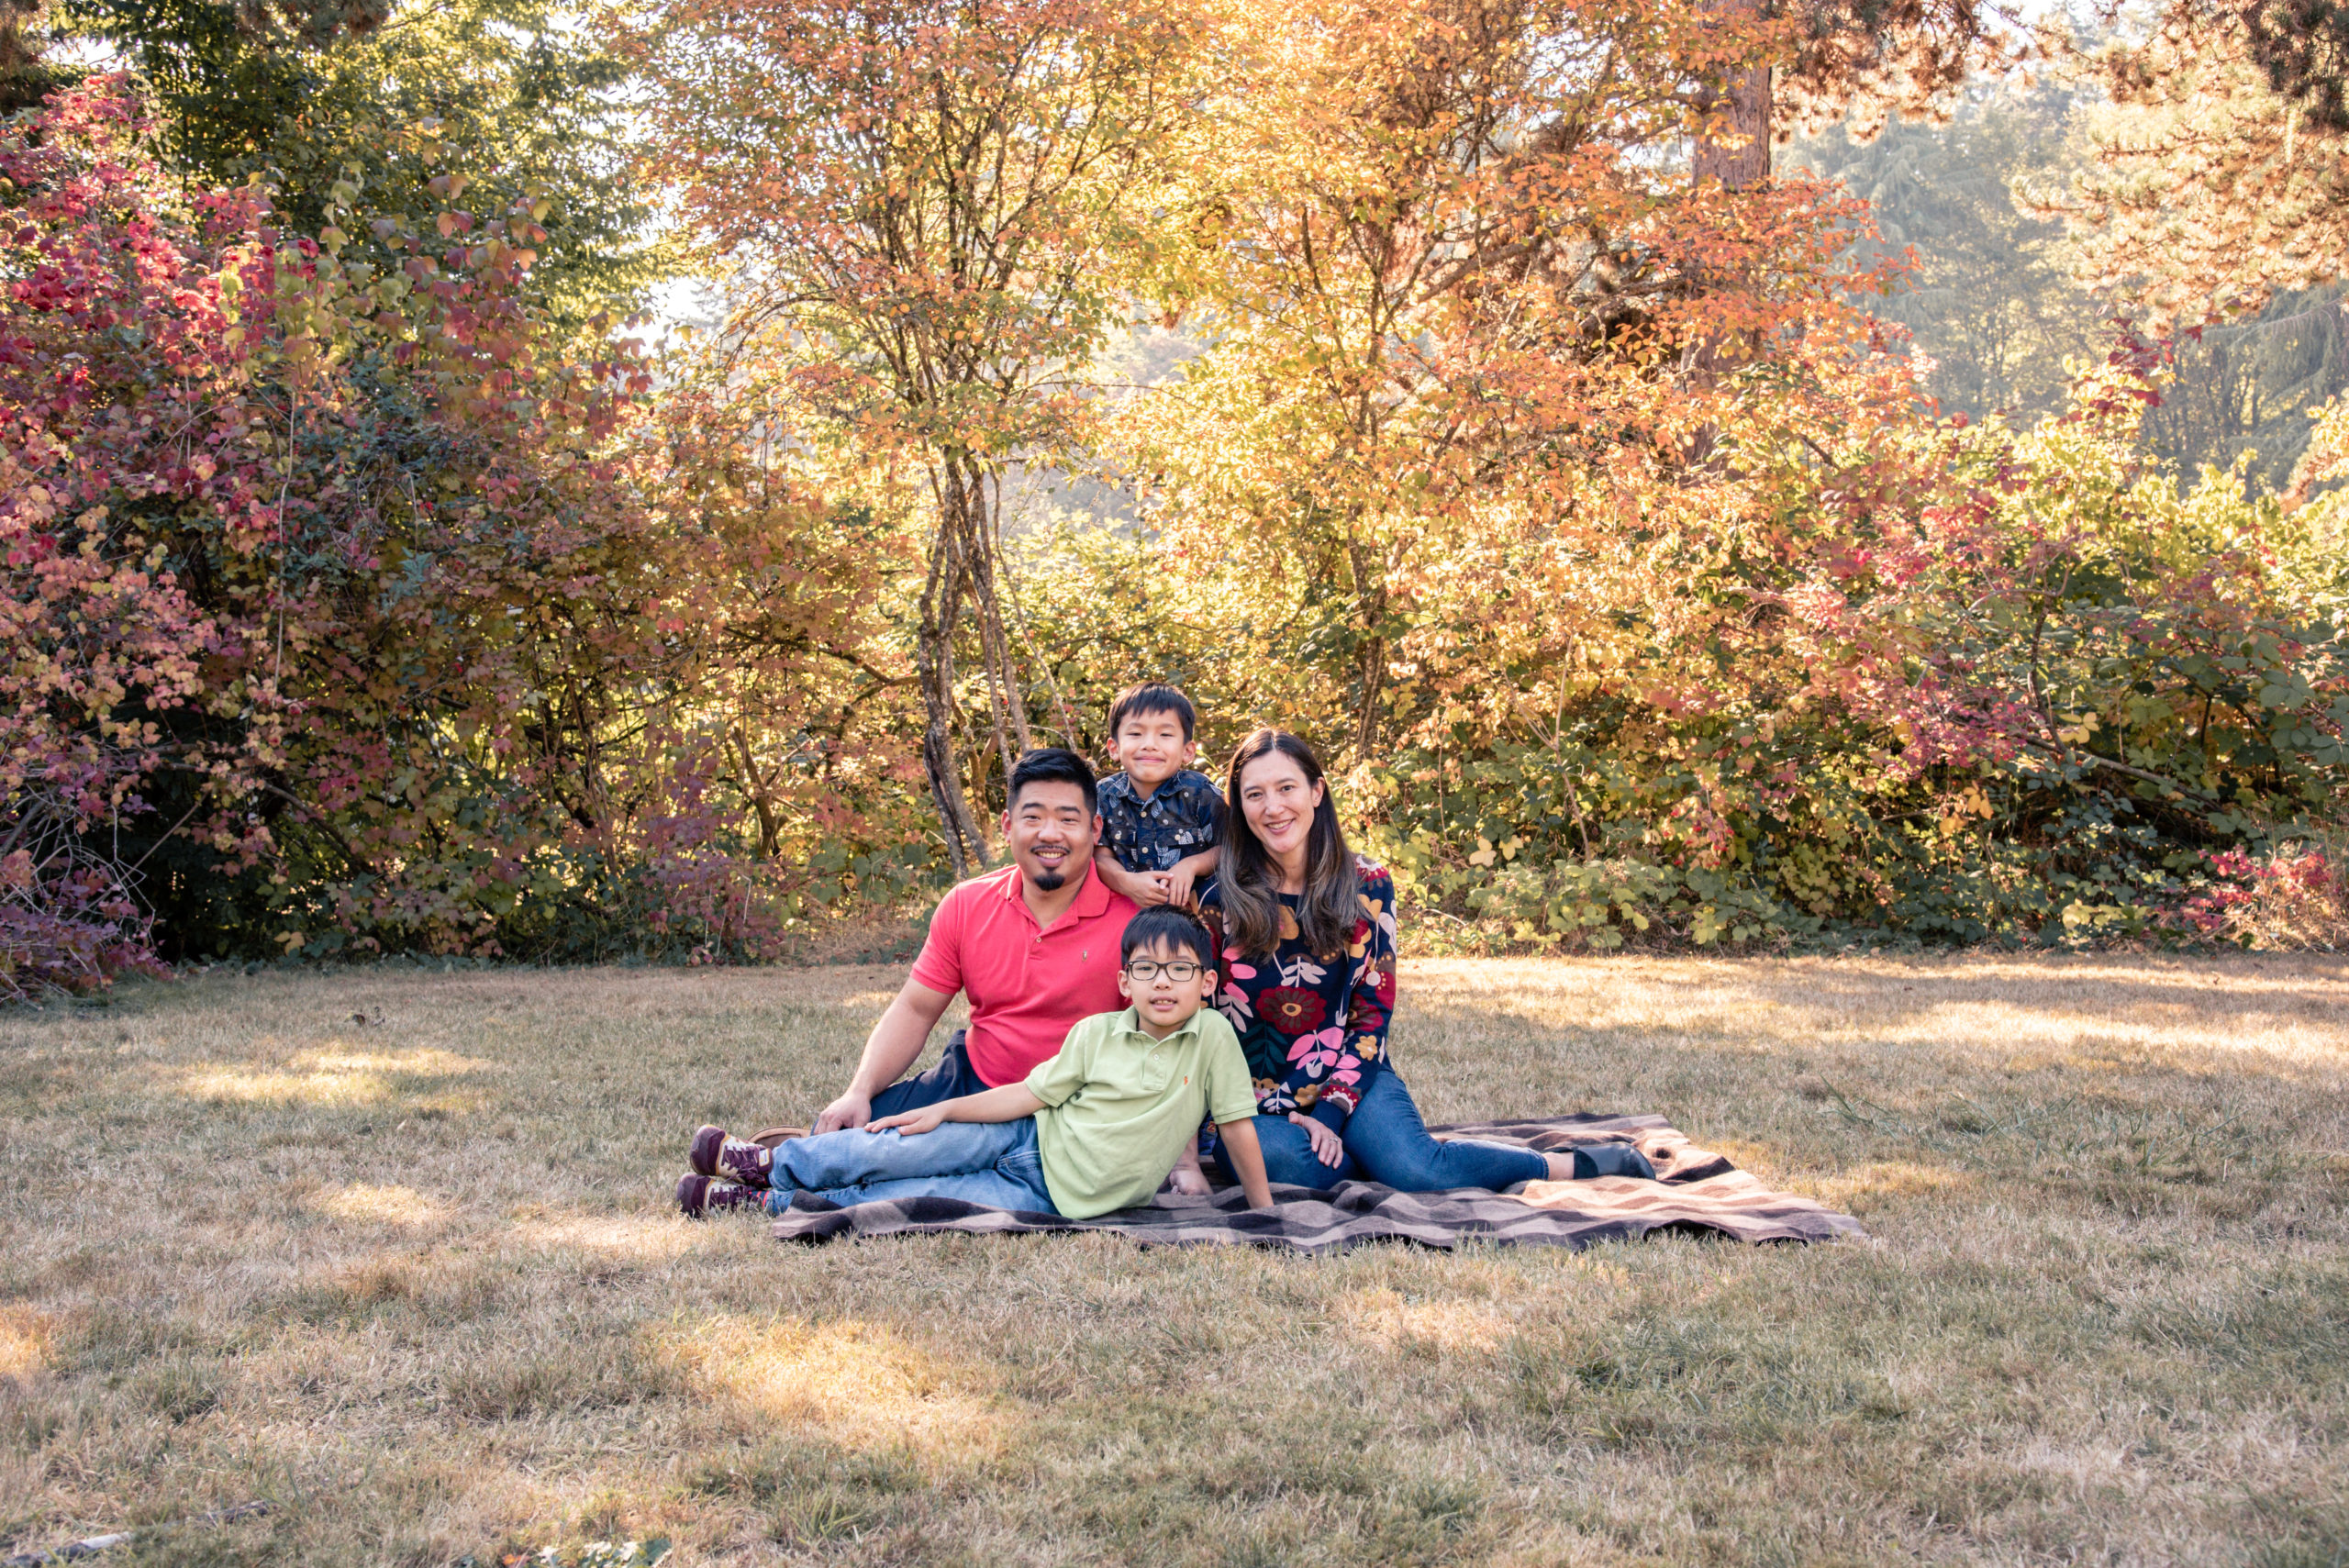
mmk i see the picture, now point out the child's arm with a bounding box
[1160,848,1219,911]
[869,1083,1045,1137]
[1092,845,1170,906]
[1215,1117,1275,1208]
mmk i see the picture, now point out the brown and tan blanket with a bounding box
[765,1113,1864,1254]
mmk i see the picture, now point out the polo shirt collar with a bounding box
[1114,1006,1204,1045]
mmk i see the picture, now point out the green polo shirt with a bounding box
[1022,1006,1256,1219]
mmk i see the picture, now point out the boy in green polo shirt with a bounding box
[678,907,1274,1218]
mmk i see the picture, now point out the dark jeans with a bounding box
[867,1030,992,1119]
[1214,1069,1549,1193]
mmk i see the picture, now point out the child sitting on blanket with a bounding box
[676,907,1276,1219]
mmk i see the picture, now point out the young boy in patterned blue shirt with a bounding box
[1090,683,1225,912]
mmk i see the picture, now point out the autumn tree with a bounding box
[1123,0,1921,764]
[633,0,1197,877]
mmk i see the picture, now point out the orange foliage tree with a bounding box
[631,0,1197,876]
[1129,0,1920,758]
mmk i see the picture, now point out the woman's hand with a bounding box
[1289,1111,1344,1167]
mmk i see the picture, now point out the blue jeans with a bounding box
[1215,1070,1549,1193]
[766,1116,1059,1215]
[867,1030,991,1119]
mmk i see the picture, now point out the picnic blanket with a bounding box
[766,1113,1864,1254]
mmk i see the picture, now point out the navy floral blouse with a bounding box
[1197,859,1397,1130]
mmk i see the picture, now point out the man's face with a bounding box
[1107,708,1195,787]
[1003,780,1099,893]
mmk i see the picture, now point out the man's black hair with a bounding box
[1107,682,1197,743]
[1007,747,1097,809]
[1119,906,1216,973]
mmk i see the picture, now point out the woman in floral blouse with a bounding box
[1197,730,1579,1191]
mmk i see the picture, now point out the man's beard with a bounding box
[1029,865,1067,891]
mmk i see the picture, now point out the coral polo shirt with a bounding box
[908,862,1139,1087]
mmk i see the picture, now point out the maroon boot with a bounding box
[676,1173,770,1219]
[688,1124,775,1189]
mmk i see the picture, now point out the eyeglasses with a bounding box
[1124,960,1203,982]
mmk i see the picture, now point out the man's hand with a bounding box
[869,1103,949,1136]
[817,976,953,1135]
[813,1092,872,1134]
[1290,1111,1345,1167]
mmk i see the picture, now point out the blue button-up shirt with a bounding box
[1097,769,1226,874]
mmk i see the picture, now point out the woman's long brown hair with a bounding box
[1217,729,1360,959]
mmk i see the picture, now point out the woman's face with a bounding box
[1237,751,1325,864]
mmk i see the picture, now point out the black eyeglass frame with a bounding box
[1122,959,1206,982]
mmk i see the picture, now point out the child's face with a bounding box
[1116,938,1216,1034]
[1108,706,1195,788]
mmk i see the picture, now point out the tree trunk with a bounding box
[1348,539,1386,764]
[729,721,782,860]
[1687,8,1772,460]
[1353,634,1385,762]
[963,465,1034,759]
[914,514,989,880]
[1692,57,1771,194]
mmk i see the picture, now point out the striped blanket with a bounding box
[765,1113,1863,1254]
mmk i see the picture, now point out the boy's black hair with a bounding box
[1007,747,1097,809]
[1119,906,1216,973]
[1107,682,1197,744]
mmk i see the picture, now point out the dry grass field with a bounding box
[2,955,2346,1566]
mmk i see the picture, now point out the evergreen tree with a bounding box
[61,0,661,320]
[1789,84,2109,424]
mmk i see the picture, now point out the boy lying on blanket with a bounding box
[677,907,1275,1219]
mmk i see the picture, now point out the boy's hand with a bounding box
[1093,851,1169,906]
[868,1104,948,1137]
[1164,1142,1211,1195]
[1163,850,1217,911]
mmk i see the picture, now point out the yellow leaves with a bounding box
[1937,785,1992,837]
[2056,712,2099,746]
[1465,834,1521,867]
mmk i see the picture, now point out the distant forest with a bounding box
[1793,80,2349,491]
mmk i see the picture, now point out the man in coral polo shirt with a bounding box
[811,748,1141,1133]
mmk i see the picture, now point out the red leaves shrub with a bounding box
[2178,846,2349,949]
[2,80,921,992]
